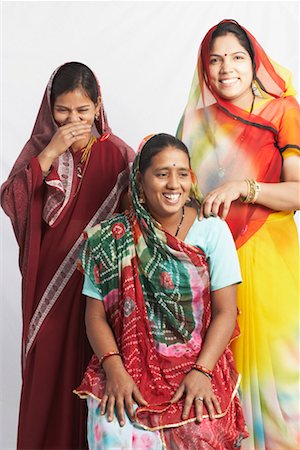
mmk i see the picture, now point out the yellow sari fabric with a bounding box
[232,209,300,449]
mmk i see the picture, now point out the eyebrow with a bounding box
[54,104,91,109]
[155,166,190,170]
[210,51,247,57]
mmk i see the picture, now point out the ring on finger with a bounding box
[195,396,204,401]
[71,131,76,137]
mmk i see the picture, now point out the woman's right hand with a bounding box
[101,363,148,427]
[37,121,92,173]
[199,180,248,221]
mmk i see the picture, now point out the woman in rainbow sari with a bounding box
[177,20,300,449]
[75,133,248,449]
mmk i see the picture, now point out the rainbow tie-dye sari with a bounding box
[177,19,300,450]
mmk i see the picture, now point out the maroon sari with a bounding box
[1,66,135,449]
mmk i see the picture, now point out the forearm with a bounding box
[85,302,125,375]
[196,310,236,370]
[236,179,300,211]
[37,145,59,174]
[86,313,119,360]
[255,181,300,211]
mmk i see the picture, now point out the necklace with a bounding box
[215,94,255,179]
[73,135,96,197]
[175,206,185,237]
[77,135,96,179]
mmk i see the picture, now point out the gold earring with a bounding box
[139,188,145,204]
[95,112,100,121]
[137,184,145,204]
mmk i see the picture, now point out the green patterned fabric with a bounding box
[79,151,208,346]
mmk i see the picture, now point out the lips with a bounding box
[163,193,181,204]
[219,78,239,85]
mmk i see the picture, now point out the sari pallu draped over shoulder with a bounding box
[75,154,248,447]
[1,64,112,266]
[177,19,300,249]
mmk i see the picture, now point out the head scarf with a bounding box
[177,19,299,248]
[75,135,248,446]
[1,62,111,227]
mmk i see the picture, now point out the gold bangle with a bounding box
[240,179,250,203]
[240,179,260,204]
[251,181,261,203]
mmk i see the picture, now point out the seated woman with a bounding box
[75,133,249,449]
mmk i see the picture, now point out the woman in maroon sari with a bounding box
[1,62,135,449]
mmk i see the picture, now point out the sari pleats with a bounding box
[232,211,300,449]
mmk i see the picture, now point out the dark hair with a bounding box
[139,133,190,174]
[50,62,98,108]
[211,20,255,68]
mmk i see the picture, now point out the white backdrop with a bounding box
[1,1,299,449]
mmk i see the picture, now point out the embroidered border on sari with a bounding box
[25,167,130,358]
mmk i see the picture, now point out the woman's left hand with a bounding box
[170,370,222,422]
[199,180,247,220]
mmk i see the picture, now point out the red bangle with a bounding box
[99,351,120,367]
[192,364,213,379]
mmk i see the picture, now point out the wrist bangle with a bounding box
[252,181,261,203]
[99,351,120,367]
[240,179,260,204]
[191,364,213,380]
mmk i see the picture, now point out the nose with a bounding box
[67,110,81,123]
[220,55,233,73]
[166,172,180,189]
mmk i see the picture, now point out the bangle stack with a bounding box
[191,364,213,380]
[99,351,120,367]
[240,179,261,204]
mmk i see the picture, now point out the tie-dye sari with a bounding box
[177,20,299,249]
[177,19,300,450]
[75,148,248,448]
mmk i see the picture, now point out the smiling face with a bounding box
[140,146,192,223]
[208,32,254,109]
[53,88,100,127]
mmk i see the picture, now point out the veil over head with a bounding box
[3,62,111,178]
[1,62,112,227]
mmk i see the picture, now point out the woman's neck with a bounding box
[151,208,184,235]
[150,206,197,238]
[229,90,255,111]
